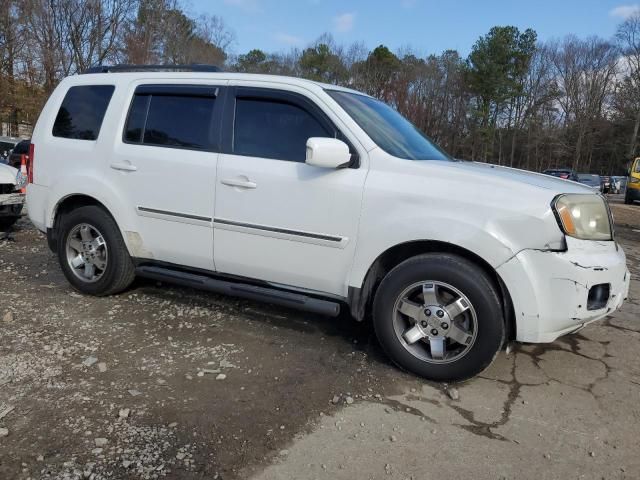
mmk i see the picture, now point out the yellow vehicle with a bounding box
[626,157,640,205]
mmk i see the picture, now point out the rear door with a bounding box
[109,83,224,270]
[213,85,367,296]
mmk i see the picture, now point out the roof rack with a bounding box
[82,64,223,74]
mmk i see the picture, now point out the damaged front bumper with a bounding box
[497,236,630,343]
[0,191,25,215]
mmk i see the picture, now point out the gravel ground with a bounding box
[612,193,640,228]
[0,199,638,480]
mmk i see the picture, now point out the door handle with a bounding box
[221,178,257,189]
[110,161,137,172]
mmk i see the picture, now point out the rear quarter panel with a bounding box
[28,76,138,238]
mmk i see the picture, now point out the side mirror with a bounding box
[306,138,351,169]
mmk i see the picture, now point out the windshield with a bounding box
[578,174,600,183]
[327,90,452,161]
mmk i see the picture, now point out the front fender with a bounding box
[349,215,516,289]
[349,156,565,289]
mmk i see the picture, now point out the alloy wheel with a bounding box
[65,223,108,283]
[392,280,478,364]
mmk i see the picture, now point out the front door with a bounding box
[110,83,223,270]
[213,86,367,296]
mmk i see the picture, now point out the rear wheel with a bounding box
[373,253,505,382]
[57,205,135,296]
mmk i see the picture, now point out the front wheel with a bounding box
[57,205,135,296]
[0,216,19,230]
[0,204,23,231]
[373,254,505,382]
[624,191,634,204]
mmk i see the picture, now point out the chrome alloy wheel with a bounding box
[65,223,108,283]
[392,281,478,364]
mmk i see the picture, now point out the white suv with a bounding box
[27,65,630,381]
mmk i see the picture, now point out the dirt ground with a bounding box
[0,197,638,480]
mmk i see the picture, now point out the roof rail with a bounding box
[82,64,223,74]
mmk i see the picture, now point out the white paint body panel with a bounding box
[26,71,630,345]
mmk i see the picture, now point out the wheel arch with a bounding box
[48,194,123,253]
[347,239,516,341]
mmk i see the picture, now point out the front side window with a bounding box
[234,97,331,162]
[124,91,216,150]
[327,90,451,161]
[53,85,115,140]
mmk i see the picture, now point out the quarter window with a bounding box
[53,85,115,140]
[124,91,216,150]
[234,97,331,162]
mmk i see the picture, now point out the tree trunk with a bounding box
[573,125,585,172]
[628,110,640,159]
[509,128,517,167]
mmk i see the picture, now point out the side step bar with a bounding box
[136,265,341,317]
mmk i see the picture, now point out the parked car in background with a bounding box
[8,139,30,169]
[0,161,27,229]
[626,158,640,205]
[0,136,20,165]
[542,168,578,181]
[576,173,601,190]
[610,176,624,194]
[26,66,630,381]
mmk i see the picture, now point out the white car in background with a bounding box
[0,162,26,229]
[25,65,631,381]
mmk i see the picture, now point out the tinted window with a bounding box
[327,90,451,161]
[234,97,330,162]
[124,95,150,143]
[143,95,215,149]
[53,85,115,140]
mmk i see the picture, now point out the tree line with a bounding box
[1,0,639,175]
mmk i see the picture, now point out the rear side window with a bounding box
[234,98,331,162]
[52,85,115,140]
[124,88,216,150]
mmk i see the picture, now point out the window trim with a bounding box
[121,84,223,153]
[222,86,360,167]
[52,84,116,141]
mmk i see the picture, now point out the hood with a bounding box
[447,161,592,194]
[0,163,18,185]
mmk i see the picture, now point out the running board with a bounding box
[135,265,341,317]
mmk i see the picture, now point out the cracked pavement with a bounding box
[0,198,638,480]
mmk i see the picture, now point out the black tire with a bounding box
[624,192,633,205]
[372,253,505,382]
[57,205,135,296]
[0,216,19,230]
[0,204,23,230]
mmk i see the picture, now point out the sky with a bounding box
[188,0,640,57]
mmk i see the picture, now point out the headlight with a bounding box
[630,177,640,184]
[15,170,27,190]
[552,194,612,240]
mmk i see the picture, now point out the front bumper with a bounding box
[0,192,24,215]
[497,237,630,343]
[0,192,24,206]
